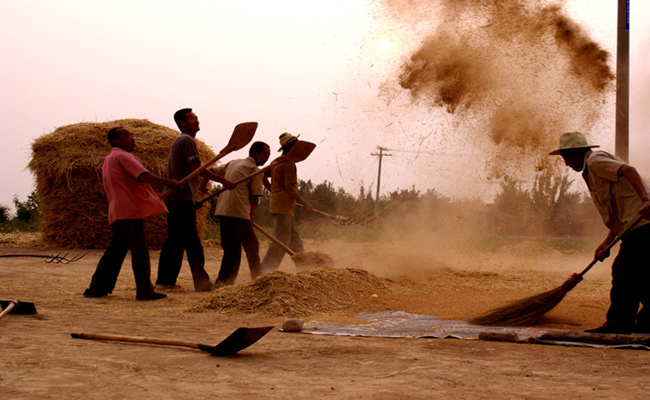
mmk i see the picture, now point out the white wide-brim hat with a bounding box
[549,131,599,155]
[278,132,300,152]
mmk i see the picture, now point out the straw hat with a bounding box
[278,132,300,152]
[549,131,599,155]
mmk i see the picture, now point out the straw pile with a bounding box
[190,268,393,316]
[292,250,335,271]
[28,119,216,249]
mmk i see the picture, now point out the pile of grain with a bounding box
[28,119,216,249]
[292,250,335,271]
[190,268,393,316]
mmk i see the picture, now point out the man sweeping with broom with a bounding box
[473,131,650,331]
[550,131,650,334]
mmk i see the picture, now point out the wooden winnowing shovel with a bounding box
[250,221,334,270]
[160,121,258,200]
[250,221,297,256]
[295,203,349,223]
[195,140,317,208]
[71,326,274,356]
[0,300,37,321]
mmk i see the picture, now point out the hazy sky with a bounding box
[1,0,649,212]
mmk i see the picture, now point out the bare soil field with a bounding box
[1,233,649,399]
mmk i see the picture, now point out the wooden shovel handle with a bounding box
[296,204,348,221]
[159,150,230,200]
[196,158,287,208]
[71,332,200,350]
[196,141,316,208]
[250,221,296,256]
[160,121,258,200]
[0,300,18,320]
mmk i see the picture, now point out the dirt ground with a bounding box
[1,233,649,400]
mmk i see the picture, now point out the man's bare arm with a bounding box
[285,184,313,212]
[138,172,180,189]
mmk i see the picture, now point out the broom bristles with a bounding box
[470,273,583,326]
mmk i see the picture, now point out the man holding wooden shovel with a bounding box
[551,131,650,334]
[156,108,237,292]
[211,141,271,286]
[260,133,314,274]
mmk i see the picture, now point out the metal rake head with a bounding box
[44,251,90,264]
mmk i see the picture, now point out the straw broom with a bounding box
[471,216,643,327]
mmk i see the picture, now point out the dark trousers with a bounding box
[607,223,650,332]
[260,213,304,274]
[88,219,154,297]
[156,201,210,290]
[216,216,262,285]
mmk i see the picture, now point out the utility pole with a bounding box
[615,0,630,162]
[371,146,391,227]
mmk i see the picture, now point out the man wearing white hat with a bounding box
[260,132,313,273]
[550,131,650,334]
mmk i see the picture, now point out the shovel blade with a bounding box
[209,326,275,356]
[281,141,316,164]
[221,122,258,153]
[0,300,37,315]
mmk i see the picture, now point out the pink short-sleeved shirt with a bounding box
[102,147,168,224]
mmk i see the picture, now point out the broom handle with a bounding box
[578,216,644,277]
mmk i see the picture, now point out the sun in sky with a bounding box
[377,38,391,52]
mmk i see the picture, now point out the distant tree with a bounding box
[387,186,421,204]
[356,183,376,214]
[530,169,584,234]
[13,191,40,222]
[491,170,594,236]
[0,204,10,223]
[493,176,531,217]
[530,169,572,217]
[421,188,451,211]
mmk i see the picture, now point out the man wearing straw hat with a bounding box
[156,108,234,292]
[212,141,271,286]
[260,132,313,274]
[84,127,179,301]
[550,131,650,334]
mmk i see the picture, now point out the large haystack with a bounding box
[28,119,216,249]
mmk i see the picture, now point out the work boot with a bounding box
[83,288,108,298]
[195,281,213,292]
[136,292,167,301]
[633,322,650,334]
[585,323,631,335]
[156,284,183,291]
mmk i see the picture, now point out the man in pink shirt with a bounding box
[84,127,180,300]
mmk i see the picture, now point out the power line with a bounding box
[370,146,392,227]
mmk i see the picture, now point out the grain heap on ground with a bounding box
[292,250,335,270]
[28,119,216,249]
[190,268,393,316]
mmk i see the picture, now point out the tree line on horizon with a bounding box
[2,169,600,237]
